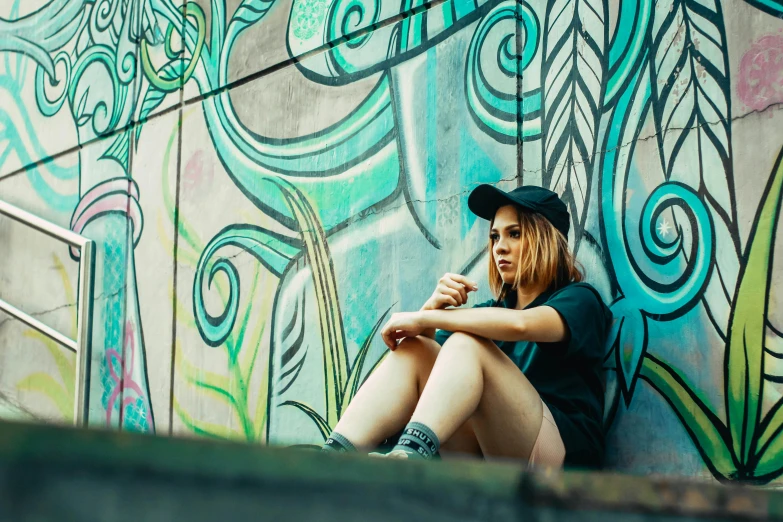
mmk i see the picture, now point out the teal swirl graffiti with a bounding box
[604,169,714,316]
[194,224,302,349]
[325,0,381,74]
[35,51,71,117]
[636,183,714,305]
[599,56,714,400]
[465,0,541,143]
[67,45,128,135]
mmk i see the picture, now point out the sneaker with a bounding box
[368,449,410,459]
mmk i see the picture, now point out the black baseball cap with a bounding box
[467,184,570,237]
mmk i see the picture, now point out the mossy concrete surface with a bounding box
[0,419,780,521]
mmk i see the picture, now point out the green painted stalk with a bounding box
[276,181,348,430]
[282,401,331,440]
[726,147,783,465]
[640,356,735,478]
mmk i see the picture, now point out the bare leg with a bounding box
[333,332,541,459]
[330,336,440,448]
[411,332,543,460]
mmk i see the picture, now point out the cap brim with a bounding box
[468,184,529,221]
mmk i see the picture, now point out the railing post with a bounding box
[74,240,94,427]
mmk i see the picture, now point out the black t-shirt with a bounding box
[434,282,612,468]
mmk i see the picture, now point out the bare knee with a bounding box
[394,335,440,357]
[388,335,439,372]
[440,332,490,359]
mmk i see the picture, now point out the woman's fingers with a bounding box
[381,317,414,350]
[438,284,464,305]
[441,278,468,303]
[429,273,477,310]
[440,273,478,301]
[380,321,397,350]
[382,330,414,351]
[447,273,479,292]
[391,330,409,340]
[433,294,458,308]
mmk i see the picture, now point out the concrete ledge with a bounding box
[0,420,780,521]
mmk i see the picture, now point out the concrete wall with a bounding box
[0,0,782,483]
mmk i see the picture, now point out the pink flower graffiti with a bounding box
[104,320,149,426]
[737,33,783,111]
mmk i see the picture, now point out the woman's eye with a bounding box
[490,234,499,242]
[510,231,520,238]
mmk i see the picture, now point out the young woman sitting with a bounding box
[322,184,612,469]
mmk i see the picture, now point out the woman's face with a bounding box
[490,205,521,284]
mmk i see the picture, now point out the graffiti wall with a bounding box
[1,0,783,483]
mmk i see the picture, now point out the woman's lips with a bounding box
[497,260,511,269]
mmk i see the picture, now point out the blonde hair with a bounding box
[488,207,583,299]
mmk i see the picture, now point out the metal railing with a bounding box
[0,199,94,426]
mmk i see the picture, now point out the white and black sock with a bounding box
[391,422,440,460]
[322,432,357,453]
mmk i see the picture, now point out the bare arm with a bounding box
[422,307,567,343]
[419,304,439,340]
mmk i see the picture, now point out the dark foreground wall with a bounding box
[0,420,781,522]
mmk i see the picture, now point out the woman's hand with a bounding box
[422,273,479,310]
[381,312,427,350]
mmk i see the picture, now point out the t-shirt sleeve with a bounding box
[543,284,611,359]
[434,298,497,346]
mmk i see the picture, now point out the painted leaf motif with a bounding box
[542,0,606,242]
[229,0,276,38]
[100,129,131,174]
[649,0,739,337]
[640,355,736,479]
[74,87,91,127]
[276,292,308,396]
[281,400,331,439]
[275,181,348,430]
[610,298,647,404]
[728,147,783,467]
